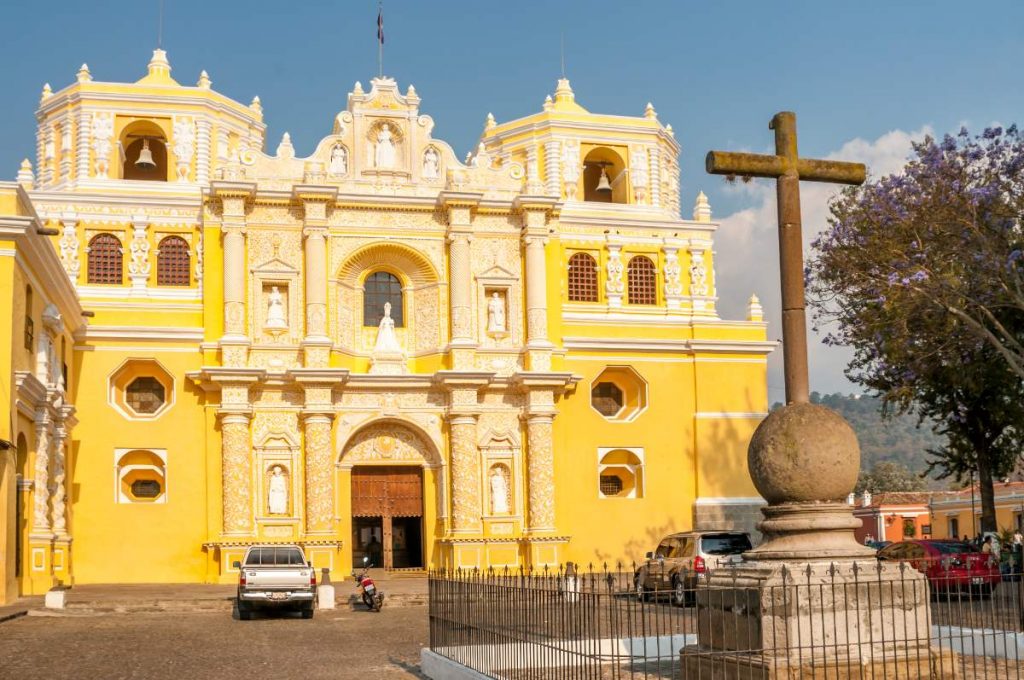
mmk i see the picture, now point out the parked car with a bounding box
[633,531,752,606]
[233,545,317,620]
[876,540,1001,597]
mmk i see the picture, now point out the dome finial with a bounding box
[77,63,92,83]
[485,112,496,131]
[276,132,294,159]
[197,70,212,89]
[693,190,712,222]
[17,158,34,189]
[644,102,657,120]
[41,83,53,102]
[249,96,263,115]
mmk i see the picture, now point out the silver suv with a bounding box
[633,531,752,606]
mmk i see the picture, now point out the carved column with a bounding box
[76,111,91,182]
[195,119,212,185]
[213,182,256,366]
[58,212,80,282]
[440,192,482,369]
[525,413,555,532]
[303,414,334,534]
[51,423,69,537]
[649,147,661,208]
[32,412,52,535]
[515,197,557,371]
[295,186,336,367]
[42,124,56,186]
[543,140,561,197]
[449,414,481,533]
[127,215,150,295]
[59,120,72,182]
[220,412,253,535]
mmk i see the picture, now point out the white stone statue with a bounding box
[265,286,287,332]
[373,302,403,353]
[268,466,288,515]
[374,123,396,169]
[487,292,506,333]
[422,147,440,179]
[329,145,348,175]
[490,467,510,515]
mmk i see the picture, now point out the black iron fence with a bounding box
[427,557,1024,679]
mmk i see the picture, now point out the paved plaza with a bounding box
[0,606,429,679]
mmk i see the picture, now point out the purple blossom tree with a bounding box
[808,127,1024,534]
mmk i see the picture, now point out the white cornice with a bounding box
[693,497,766,506]
[562,336,776,355]
[694,412,768,420]
[75,325,205,342]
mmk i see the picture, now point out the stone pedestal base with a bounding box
[681,560,955,679]
[369,352,407,375]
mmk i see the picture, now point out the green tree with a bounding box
[855,461,927,494]
[808,128,1024,533]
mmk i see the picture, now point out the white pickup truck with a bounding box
[233,545,316,620]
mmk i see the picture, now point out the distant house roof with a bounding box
[930,480,1024,505]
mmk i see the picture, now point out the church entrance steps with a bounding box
[20,576,429,615]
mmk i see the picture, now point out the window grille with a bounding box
[626,255,657,305]
[126,377,166,414]
[591,382,624,417]
[131,479,162,499]
[599,475,624,496]
[87,233,123,285]
[157,235,191,286]
[363,271,404,326]
[567,252,599,302]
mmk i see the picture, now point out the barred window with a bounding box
[591,382,624,417]
[626,255,657,305]
[157,236,190,286]
[87,233,123,285]
[599,475,624,496]
[126,377,166,415]
[363,271,404,327]
[567,252,599,302]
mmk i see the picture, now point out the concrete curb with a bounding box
[26,592,427,616]
[0,609,28,624]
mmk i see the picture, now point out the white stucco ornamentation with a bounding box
[59,215,80,280]
[221,413,253,535]
[172,117,195,181]
[561,141,580,200]
[422,146,440,180]
[630,146,649,204]
[91,113,114,178]
[33,418,52,532]
[605,244,625,308]
[128,218,151,291]
[689,247,709,297]
[194,229,204,285]
[663,245,683,309]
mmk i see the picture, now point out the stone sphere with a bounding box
[748,402,860,504]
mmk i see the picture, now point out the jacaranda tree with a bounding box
[808,127,1024,534]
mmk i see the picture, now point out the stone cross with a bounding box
[706,112,865,404]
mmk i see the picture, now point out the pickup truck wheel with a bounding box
[237,599,252,621]
[300,604,314,619]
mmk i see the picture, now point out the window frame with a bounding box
[362,270,405,327]
[626,254,657,305]
[567,252,600,302]
[87,233,124,285]
[156,235,191,287]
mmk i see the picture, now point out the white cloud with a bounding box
[713,126,933,402]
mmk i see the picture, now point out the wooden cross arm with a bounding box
[706,150,866,185]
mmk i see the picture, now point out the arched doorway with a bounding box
[339,420,441,571]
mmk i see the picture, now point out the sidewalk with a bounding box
[25,569,428,615]
[0,596,41,623]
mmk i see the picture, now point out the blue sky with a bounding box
[2,1,1023,401]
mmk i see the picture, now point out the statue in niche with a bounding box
[374,123,396,169]
[265,286,287,333]
[268,466,288,515]
[373,302,403,353]
[422,147,440,179]
[487,292,506,334]
[490,466,510,515]
[329,145,348,175]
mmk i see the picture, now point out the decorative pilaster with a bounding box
[605,242,625,308]
[76,110,91,182]
[630,146,649,205]
[32,413,52,535]
[663,238,684,311]
[213,182,256,364]
[689,241,713,314]
[58,213,80,282]
[220,412,253,536]
[195,229,204,287]
[515,196,558,371]
[561,141,580,200]
[91,112,114,179]
[59,121,72,182]
[294,186,337,367]
[303,414,334,533]
[127,215,151,294]
[440,192,482,369]
[449,414,481,533]
[172,116,196,182]
[525,145,543,194]
[649,148,661,208]
[195,119,212,185]
[525,413,555,532]
[543,140,561,197]
[51,424,69,537]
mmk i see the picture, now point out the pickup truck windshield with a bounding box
[244,547,306,566]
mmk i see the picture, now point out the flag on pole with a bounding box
[377,5,384,45]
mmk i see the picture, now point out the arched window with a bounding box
[363,271,403,327]
[157,236,191,286]
[87,233,123,285]
[567,252,599,302]
[626,256,657,305]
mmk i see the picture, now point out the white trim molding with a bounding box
[694,496,766,507]
[694,412,768,420]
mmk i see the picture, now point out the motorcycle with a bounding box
[354,556,385,612]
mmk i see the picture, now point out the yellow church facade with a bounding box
[0,50,772,603]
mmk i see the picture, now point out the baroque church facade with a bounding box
[0,50,772,601]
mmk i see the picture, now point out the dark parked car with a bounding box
[877,540,1000,597]
[633,531,752,606]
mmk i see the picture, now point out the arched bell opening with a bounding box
[119,121,170,182]
[583,147,628,203]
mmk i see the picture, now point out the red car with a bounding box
[877,540,1000,597]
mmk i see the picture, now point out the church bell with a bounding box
[135,139,157,169]
[595,166,612,194]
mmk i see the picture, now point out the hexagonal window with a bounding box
[590,366,648,422]
[109,359,175,420]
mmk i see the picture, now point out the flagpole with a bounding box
[377,1,383,78]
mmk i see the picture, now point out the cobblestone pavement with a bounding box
[0,606,429,680]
